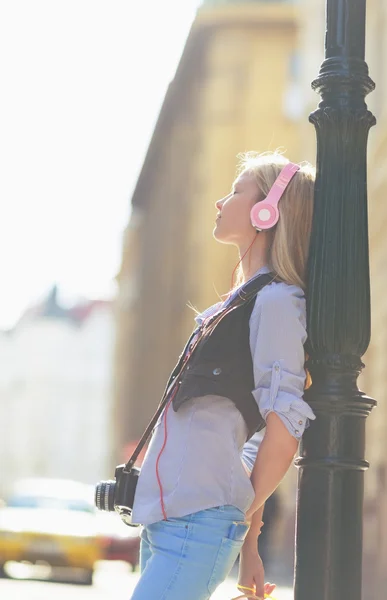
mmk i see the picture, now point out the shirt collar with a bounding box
[222,265,271,308]
[249,264,271,279]
[194,302,223,326]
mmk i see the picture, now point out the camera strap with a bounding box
[123,272,275,473]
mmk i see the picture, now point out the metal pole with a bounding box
[294,2,376,599]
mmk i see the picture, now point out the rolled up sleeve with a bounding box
[249,283,316,440]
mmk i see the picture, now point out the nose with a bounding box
[215,198,225,211]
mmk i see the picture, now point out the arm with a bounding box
[250,283,316,440]
[240,431,266,543]
[239,496,276,599]
[245,283,315,517]
[238,284,316,597]
[238,414,297,597]
[245,412,298,522]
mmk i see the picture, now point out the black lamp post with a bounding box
[294,2,376,599]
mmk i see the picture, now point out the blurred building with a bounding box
[114,0,302,444]
[114,0,387,592]
[0,286,115,493]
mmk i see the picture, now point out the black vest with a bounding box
[162,273,275,440]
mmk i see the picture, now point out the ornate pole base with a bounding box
[295,357,375,599]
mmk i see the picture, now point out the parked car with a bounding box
[0,478,104,584]
[96,511,141,571]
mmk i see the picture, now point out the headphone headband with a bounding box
[265,162,300,207]
[250,162,300,231]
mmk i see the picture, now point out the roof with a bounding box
[9,287,113,332]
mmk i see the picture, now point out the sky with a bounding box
[0,0,201,329]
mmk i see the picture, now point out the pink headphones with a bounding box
[250,162,300,231]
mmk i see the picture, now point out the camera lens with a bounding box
[95,480,115,512]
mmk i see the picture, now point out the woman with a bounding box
[130,151,316,600]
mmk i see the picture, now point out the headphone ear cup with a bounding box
[250,202,279,230]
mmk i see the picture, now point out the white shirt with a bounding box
[131,266,316,525]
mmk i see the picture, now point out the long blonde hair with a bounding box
[235,150,315,290]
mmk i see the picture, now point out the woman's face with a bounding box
[213,170,261,245]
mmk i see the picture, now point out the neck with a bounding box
[238,232,271,281]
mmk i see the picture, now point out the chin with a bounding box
[213,224,223,241]
[213,228,230,244]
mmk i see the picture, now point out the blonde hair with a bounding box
[235,150,315,291]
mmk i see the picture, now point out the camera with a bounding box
[94,464,140,527]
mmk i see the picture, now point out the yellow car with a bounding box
[0,478,104,585]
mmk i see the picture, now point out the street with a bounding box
[0,561,293,599]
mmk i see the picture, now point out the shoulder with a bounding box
[251,280,306,322]
[258,279,305,305]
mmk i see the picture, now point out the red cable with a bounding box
[154,309,227,519]
[155,364,185,521]
[156,235,256,518]
[229,235,257,296]
[155,241,255,519]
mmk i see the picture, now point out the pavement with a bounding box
[0,561,294,599]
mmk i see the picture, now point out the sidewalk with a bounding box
[122,570,293,599]
[212,577,293,599]
[90,562,295,599]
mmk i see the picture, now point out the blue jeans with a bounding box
[131,505,249,600]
